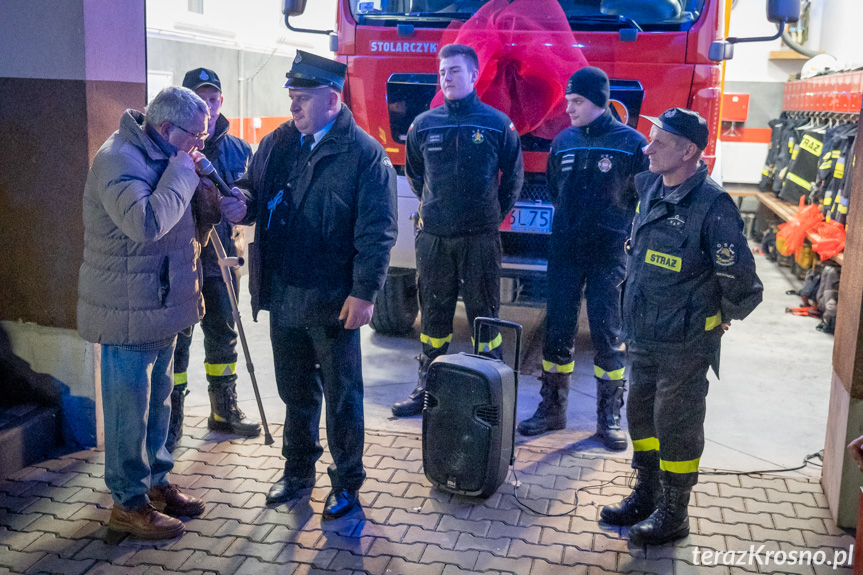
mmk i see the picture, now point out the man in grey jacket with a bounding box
[77,87,216,540]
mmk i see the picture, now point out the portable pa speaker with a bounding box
[422,318,522,498]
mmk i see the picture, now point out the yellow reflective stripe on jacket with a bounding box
[838,201,849,214]
[205,363,237,377]
[785,172,811,190]
[421,333,452,349]
[761,168,769,176]
[174,372,188,385]
[542,360,574,374]
[705,311,722,331]
[632,437,660,452]
[799,134,823,157]
[660,457,700,474]
[635,201,640,214]
[594,365,626,381]
[472,333,503,353]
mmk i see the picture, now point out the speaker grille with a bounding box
[476,405,500,426]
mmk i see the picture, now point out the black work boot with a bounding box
[165,383,188,453]
[392,354,431,417]
[600,467,660,526]
[517,371,570,436]
[596,378,628,450]
[628,482,692,546]
[207,381,262,437]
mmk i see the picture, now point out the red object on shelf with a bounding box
[722,93,749,122]
[784,71,863,113]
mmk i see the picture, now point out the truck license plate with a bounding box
[500,203,554,234]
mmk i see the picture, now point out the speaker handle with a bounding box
[472,317,522,375]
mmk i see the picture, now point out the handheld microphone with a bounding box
[196,157,236,198]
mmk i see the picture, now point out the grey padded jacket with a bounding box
[77,110,205,346]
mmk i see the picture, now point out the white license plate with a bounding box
[500,203,554,234]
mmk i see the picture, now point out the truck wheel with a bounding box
[370,268,419,335]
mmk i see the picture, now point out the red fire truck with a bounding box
[282,0,796,334]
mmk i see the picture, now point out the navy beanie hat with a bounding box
[565,66,610,109]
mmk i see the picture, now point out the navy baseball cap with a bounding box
[284,50,347,92]
[182,68,221,92]
[643,107,709,150]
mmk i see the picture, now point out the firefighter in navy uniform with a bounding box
[391,43,524,417]
[169,68,259,452]
[601,108,763,546]
[517,67,648,449]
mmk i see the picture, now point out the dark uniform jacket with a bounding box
[406,90,523,236]
[622,164,763,356]
[547,109,648,253]
[200,114,252,278]
[239,105,398,327]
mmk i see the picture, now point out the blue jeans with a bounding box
[101,340,176,509]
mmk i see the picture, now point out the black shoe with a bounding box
[596,378,628,451]
[165,383,188,453]
[629,483,691,546]
[322,488,359,519]
[266,475,314,504]
[392,354,430,418]
[208,381,262,438]
[600,468,660,526]
[516,371,570,436]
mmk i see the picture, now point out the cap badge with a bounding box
[472,130,484,144]
[295,52,302,64]
[199,70,209,81]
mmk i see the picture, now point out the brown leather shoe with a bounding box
[108,504,184,540]
[148,484,205,517]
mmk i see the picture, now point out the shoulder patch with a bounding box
[382,157,393,168]
[509,122,515,131]
[714,242,736,266]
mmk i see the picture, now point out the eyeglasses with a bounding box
[172,123,208,142]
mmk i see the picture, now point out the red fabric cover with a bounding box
[430,0,588,138]
[810,220,846,261]
[776,197,824,257]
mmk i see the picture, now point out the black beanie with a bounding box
[565,66,610,109]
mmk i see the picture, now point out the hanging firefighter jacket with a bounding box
[814,124,856,218]
[778,129,825,205]
[760,115,787,192]
[825,132,856,225]
[772,117,808,195]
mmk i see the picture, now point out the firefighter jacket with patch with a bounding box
[622,164,763,355]
[406,90,524,237]
[200,114,252,278]
[547,108,648,253]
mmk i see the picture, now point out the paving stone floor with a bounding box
[0,416,855,575]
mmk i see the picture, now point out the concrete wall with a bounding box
[0,0,147,448]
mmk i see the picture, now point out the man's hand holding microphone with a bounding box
[193,155,248,224]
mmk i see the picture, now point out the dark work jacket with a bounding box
[548,109,648,257]
[200,114,252,278]
[622,164,763,359]
[406,90,524,236]
[238,105,398,326]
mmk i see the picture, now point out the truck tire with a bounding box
[370,268,419,335]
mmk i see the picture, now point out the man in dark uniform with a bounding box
[517,67,648,450]
[233,51,397,519]
[168,67,259,452]
[600,108,763,546]
[391,43,524,417]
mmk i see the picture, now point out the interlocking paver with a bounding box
[437,515,490,537]
[328,549,390,574]
[178,549,246,573]
[539,526,592,550]
[24,553,94,575]
[384,557,445,575]
[0,546,46,571]
[214,518,275,542]
[367,537,425,562]
[275,542,338,567]
[21,514,92,538]
[387,508,440,530]
[23,532,89,558]
[696,493,747,511]
[466,505,520,525]
[365,478,409,497]
[73,539,138,563]
[562,545,619,571]
[21,498,86,520]
[697,518,751,539]
[507,538,563,563]
[318,533,374,554]
[488,521,541,544]
[721,508,774,528]
[454,532,509,555]
[792,503,833,519]
[766,489,818,506]
[124,548,195,570]
[168,531,235,554]
[473,551,531,574]
[800,530,855,549]
[420,544,479,569]
[0,526,42,550]
[203,502,262,523]
[82,564,149,574]
[223,537,286,562]
[615,553,675,574]
[748,525,806,546]
[440,566,503,575]
[402,525,459,549]
[235,556,300,574]
[351,521,407,542]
